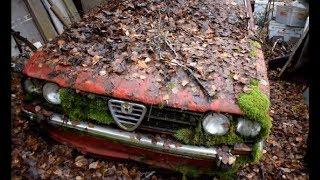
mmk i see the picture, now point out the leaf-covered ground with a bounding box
[11,66,309,179]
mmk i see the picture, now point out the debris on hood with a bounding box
[27,0,268,109]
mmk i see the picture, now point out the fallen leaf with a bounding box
[221,155,229,164]
[182,79,189,86]
[53,168,63,176]
[139,75,146,79]
[280,167,292,173]
[92,55,101,65]
[89,161,99,169]
[75,156,88,168]
[70,48,79,55]
[75,176,83,180]
[145,57,151,63]
[137,60,148,69]
[131,51,139,62]
[295,137,303,142]
[246,172,255,179]
[57,40,65,46]
[35,106,41,112]
[125,30,130,36]
[228,156,236,165]
[163,94,170,101]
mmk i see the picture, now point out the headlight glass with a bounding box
[202,113,230,135]
[24,79,39,93]
[43,83,61,104]
[236,118,261,137]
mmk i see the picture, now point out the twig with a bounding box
[259,163,266,180]
[278,27,309,77]
[11,29,37,51]
[155,10,169,82]
[163,35,178,57]
[162,34,213,98]
[271,38,281,52]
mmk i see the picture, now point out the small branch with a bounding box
[11,29,37,51]
[163,35,179,57]
[162,33,213,98]
[271,38,281,52]
[259,163,266,180]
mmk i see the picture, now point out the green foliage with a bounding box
[252,141,263,162]
[87,97,113,123]
[215,143,263,179]
[166,82,176,90]
[59,89,113,124]
[174,128,194,144]
[249,49,258,58]
[238,81,272,141]
[158,103,165,109]
[249,40,262,49]
[215,165,238,180]
[205,124,243,146]
[215,156,252,179]
[249,40,261,58]
[175,165,200,179]
[173,122,243,146]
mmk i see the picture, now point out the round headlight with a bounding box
[43,83,61,104]
[24,79,38,93]
[236,118,261,137]
[202,113,230,135]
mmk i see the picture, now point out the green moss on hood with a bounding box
[238,81,272,140]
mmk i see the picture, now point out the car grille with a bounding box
[108,99,147,131]
[140,106,204,134]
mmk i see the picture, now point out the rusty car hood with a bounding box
[23,0,269,114]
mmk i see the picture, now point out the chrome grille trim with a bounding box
[108,99,147,131]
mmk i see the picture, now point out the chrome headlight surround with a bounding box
[202,113,230,135]
[236,118,261,137]
[42,82,61,104]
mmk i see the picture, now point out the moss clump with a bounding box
[238,81,272,140]
[215,165,238,180]
[174,122,243,146]
[252,141,263,162]
[166,82,176,90]
[249,40,261,58]
[215,142,263,179]
[250,40,262,49]
[249,49,258,58]
[59,89,113,124]
[215,156,252,179]
[176,165,201,179]
[205,123,243,146]
[174,128,194,144]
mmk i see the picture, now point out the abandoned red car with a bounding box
[21,0,271,177]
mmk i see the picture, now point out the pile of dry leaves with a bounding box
[38,0,265,100]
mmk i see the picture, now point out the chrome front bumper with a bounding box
[22,109,221,159]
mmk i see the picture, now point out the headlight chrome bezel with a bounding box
[202,113,231,135]
[42,82,61,104]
